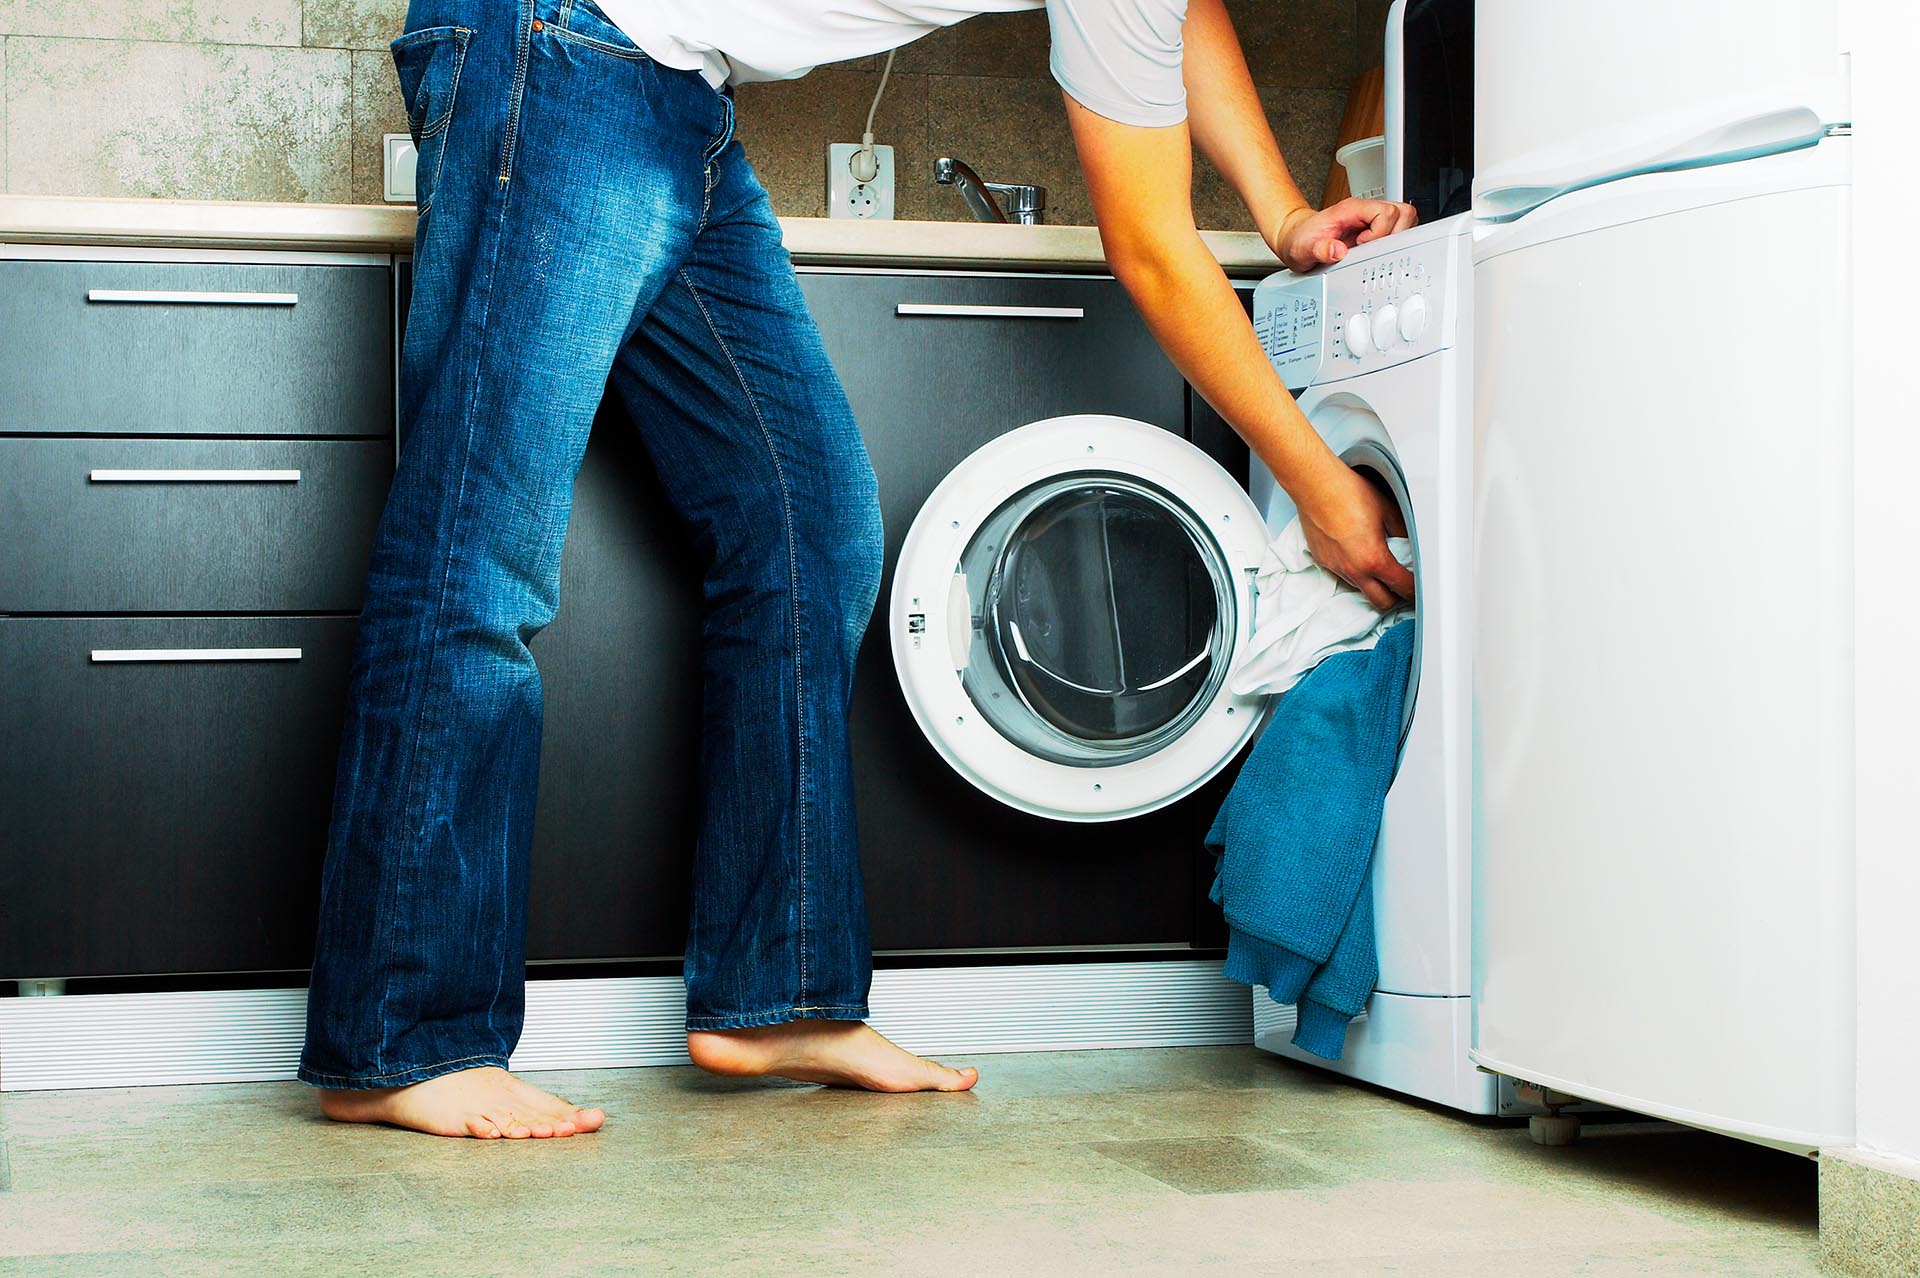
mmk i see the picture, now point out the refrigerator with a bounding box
[1469,2,1855,1152]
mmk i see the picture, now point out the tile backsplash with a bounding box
[0,0,1393,229]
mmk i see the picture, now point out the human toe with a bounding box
[932,1062,979,1092]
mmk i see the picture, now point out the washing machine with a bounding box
[1240,211,1491,1114]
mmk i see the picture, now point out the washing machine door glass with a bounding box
[959,475,1235,767]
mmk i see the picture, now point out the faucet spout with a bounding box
[934,157,1009,224]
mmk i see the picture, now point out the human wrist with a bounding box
[1262,202,1316,258]
[1270,439,1348,521]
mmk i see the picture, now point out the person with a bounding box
[301,0,1419,1141]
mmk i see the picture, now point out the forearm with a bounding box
[1111,227,1340,497]
[1180,0,1313,243]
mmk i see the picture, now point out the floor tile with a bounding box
[0,1173,436,1258]
[0,1046,1821,1276]
[1092,1134,1336,1194]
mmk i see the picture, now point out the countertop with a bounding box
[0,193,1284,275]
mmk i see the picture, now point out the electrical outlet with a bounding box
[827,142,895,220]
[383,133,418,203]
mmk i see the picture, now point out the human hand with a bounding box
[1295,462,1415,610]
[1270,198,1419,273]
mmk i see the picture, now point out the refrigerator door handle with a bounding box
[1474,103,1833,222]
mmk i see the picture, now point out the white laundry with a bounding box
[1229,518,1414,698]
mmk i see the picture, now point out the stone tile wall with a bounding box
[0,0,1390,229]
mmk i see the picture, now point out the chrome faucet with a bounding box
[934,157,1048,226]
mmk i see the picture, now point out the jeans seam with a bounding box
[686,1005,868,1031]
[674,263,811,1004]
[696,97,735,231]
[376,92,524,1075]
[300,1052,507,1087]
[411,30,469,218]
[499,0,533,186]
[546,24,647,60]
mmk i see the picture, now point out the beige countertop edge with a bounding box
[0,194,1283,275]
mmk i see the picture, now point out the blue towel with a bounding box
[1206,620,1416,1060]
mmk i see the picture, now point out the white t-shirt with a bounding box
[591,0,1191,128]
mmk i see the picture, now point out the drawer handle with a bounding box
[89,469,301,483]
[895,303,1085,320]
[90,648,303,664]
[85,290,299,307]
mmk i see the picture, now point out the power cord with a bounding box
[851,49,897,183]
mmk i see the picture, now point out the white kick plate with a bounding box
[0,960,1253,1091]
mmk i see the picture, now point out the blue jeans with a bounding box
[300,0,884,1088]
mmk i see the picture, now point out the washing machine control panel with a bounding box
[1253,280,1329,388]
[1251,224,1459,389]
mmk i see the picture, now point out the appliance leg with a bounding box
[1528,1107,1583,1146]
[1513,1079,1583,1146]
[17,979,67,997]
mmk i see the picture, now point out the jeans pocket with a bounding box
[556,0,648,58]
[390,25,472,215]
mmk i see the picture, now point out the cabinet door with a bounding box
[522,407,706,962]
[0,617,358,978]
[513,271,1242,961]
[797,272,1226,953]
[797,272,1189,571]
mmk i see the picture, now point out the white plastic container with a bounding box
[1336,135,1388,199]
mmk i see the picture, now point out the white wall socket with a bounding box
[383,133,418,203]
[827,142,895,220]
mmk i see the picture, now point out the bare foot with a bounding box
[687,1020,979,1093]
[318,1065,606,1139]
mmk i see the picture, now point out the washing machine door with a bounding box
[889,415,1272,822]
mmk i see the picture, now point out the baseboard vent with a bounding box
[0,960,1252,1092]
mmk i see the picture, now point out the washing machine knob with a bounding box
[1399,293,1429,342]
[1343,312,1371,359]
[1372,304,1400,351]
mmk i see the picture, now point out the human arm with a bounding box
[1063,93,1414,605]
[1181,0,1417,270]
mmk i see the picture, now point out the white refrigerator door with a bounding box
[1475,0,1848,219]
[1471,142,1855,1152]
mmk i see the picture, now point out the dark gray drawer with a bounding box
[0,438,391,612]
[0,260,392,437]
[0,616,357,978]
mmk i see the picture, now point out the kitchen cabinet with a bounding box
[522,409,706,962]
[0,617,359,977]
[521,270,1236,960]
[0,251,394,982]
[1,252,1242,981]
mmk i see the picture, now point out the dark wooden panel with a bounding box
[0,261,392,437]
[798,272,1228,953]
[796,273,1189,572]
[523,407,706,961]
[0,438,391,613]
[0,617,358,978]
[419,266,1238,963]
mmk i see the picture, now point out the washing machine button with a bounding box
[1399,293,1429,342]
[1343,312,1371,359]
[1372,304,1399,352]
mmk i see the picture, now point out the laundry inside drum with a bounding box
[957,475,1236,766]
